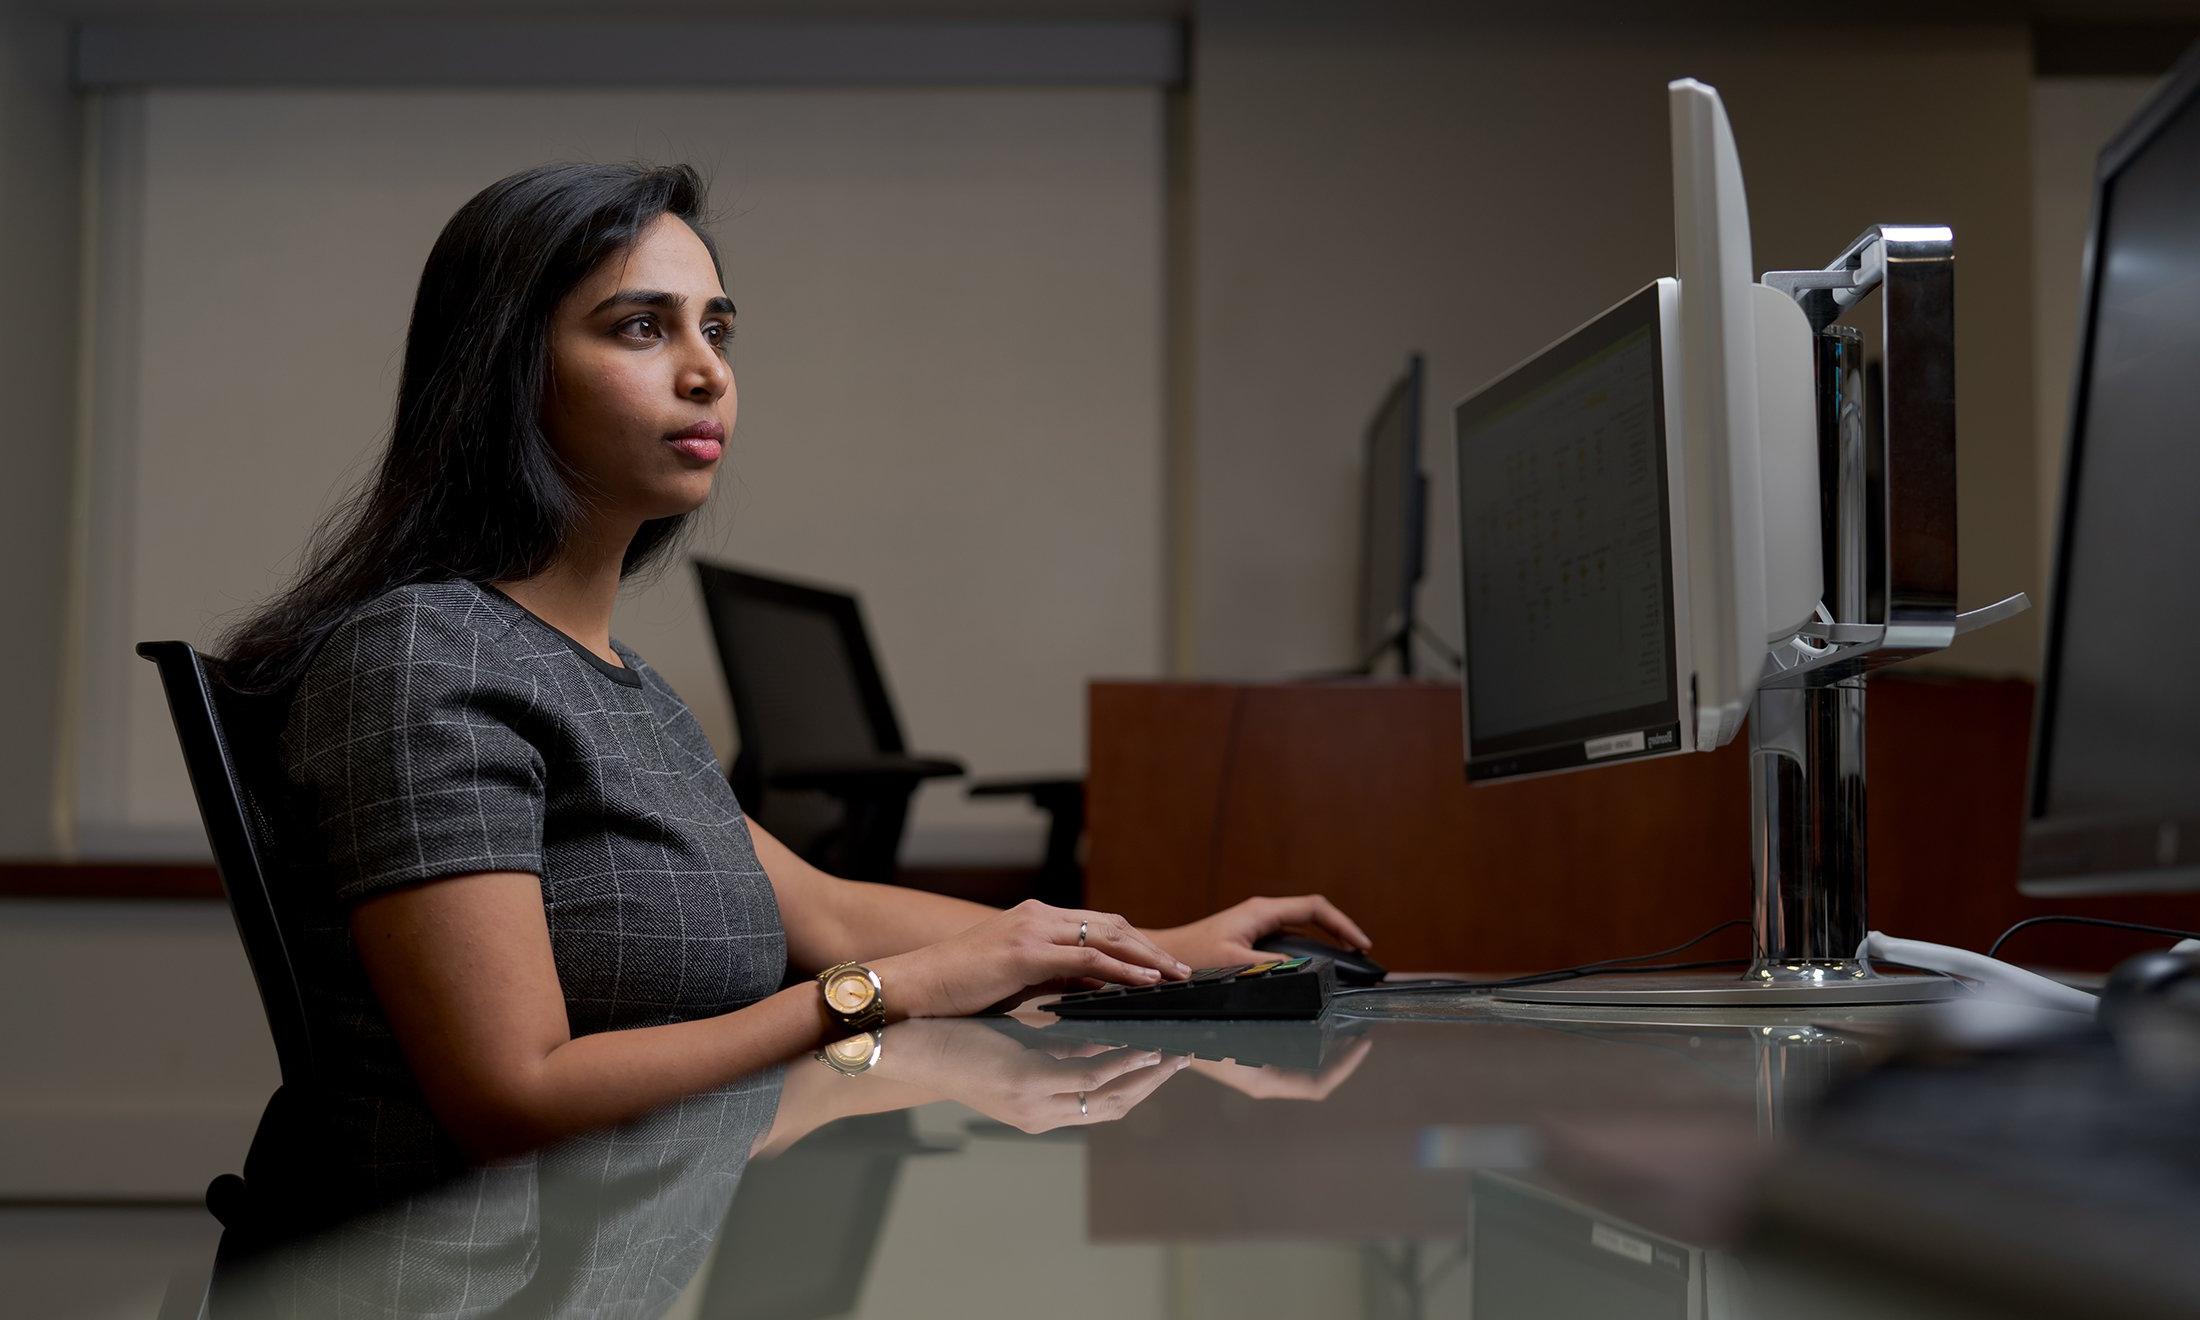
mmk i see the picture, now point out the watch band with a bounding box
[817,961,887,1033]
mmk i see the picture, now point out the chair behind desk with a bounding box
[694,559,1084,903]
[135,641,316,1239]
[693,560,960,884]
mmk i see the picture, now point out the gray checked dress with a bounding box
[271,579,788,1205]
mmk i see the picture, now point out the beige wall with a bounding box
[0,19,81,857]
[0,901,271,1199]
[70,85,1166,865]
[1187,14,2043,680]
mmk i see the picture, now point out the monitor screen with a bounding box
[2027,51,2200,893]
[1456,283,1681,780]
[1357,355,1425,663]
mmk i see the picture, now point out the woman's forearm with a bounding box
[826,877,1185,968]
[828,877,1000,961]
[460,983,839,1160]
[748,818,1002,970]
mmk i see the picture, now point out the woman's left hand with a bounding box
[1148,894,1373,970]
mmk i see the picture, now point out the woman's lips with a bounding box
[666,436,723,463]
[664,421,724,464]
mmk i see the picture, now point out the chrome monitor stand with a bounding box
[1502,226,2029,1008]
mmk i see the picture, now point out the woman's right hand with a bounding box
[874,899,1191,1019]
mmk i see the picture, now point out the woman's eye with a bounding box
[619,315,661,340]
[706,323,735,348]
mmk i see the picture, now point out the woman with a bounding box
[218,161,1371,1202]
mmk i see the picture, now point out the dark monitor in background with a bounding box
[1356,352,1429,675]
[2025,40,2200,897]
[1471,1173,1735,1320]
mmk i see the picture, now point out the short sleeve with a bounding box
[281,591,548,904]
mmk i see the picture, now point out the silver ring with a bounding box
[1078,1092,1088,1117]
[1077,920,1088,947]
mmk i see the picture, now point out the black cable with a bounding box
[1334,977,1477,995]
[1579,956,1747,976]
[1512,955,1748,984]
[1525,918,1747,979]
[1330,920,1748,996]
[1986,914,2200,961]
[1334,957,1751,997]
[1409,619,1465,673]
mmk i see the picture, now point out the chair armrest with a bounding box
[767,755,965,795]
[967,775,1084,808]
[968,776,1087,903]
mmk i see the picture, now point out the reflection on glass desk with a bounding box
[195,995,2200,1319]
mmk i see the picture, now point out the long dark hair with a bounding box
[216,161,722,696]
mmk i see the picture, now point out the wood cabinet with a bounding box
[1087,675,2200,972]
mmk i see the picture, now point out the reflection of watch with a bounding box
[816,1030,884,1076]
[817,961,886,1033]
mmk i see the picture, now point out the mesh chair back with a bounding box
[135,642,315,1088]
[694,561,910,767]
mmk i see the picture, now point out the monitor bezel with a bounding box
[1455,279,1692,784]
[2023,38,2200,895]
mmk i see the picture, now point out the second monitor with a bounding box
[1355,352,1429,676]
[1455,283,1686,780]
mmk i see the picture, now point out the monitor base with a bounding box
[1495,967,1964,1007]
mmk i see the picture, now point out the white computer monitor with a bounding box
[1453,78,1817,782]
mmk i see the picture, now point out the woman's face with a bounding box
[542,212,737,525]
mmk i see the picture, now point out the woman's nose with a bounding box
[683,346,730,401]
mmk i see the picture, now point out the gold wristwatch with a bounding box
[816,1030,884,1076]
[817,961,887,1034]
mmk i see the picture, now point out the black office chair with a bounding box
[693,560,1084,904]
[135,641,318,1242]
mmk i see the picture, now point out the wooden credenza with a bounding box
[1086,674,2200,973]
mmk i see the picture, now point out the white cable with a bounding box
[1858,931,2100,1014]
[1785,602,1836,660]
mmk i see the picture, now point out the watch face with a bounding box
[826,969,877,1015]
[824,1034,878,1069]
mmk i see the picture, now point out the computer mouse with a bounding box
[2100,947,2200,1026]
[1256,933,1389,986]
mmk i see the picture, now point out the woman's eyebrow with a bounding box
[588,289,738,317]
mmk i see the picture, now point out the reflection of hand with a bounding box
[1189,1035,1374,1102]
[1148,895,1373,969]
[879,1019,1190,1134]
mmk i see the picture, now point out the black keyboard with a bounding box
[1049,956,1335,1019]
